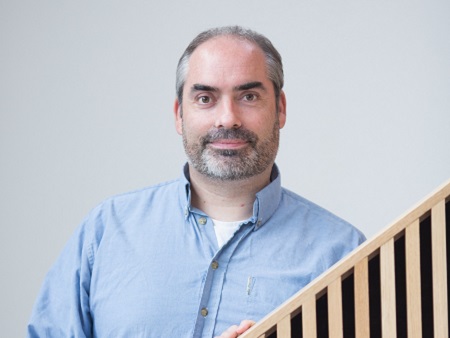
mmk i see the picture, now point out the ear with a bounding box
[174,99,183,135]
[277,90,287,129]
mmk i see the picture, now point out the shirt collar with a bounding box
[179,164,192,218]
[252,164,282,229]
[179,163,282,228]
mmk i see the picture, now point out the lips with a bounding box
[202,128,257,148]
[209,139,249,149]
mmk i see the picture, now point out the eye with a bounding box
[197,95,212,104]
[243,93,257,101]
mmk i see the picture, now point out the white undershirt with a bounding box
[211,219,243,248]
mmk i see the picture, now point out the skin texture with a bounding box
[173,35,287,336]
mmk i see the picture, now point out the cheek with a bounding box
[182,121,209,143]
[248,115,278,133]
[183,114,213,133]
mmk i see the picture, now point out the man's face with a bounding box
[174,36,286,181]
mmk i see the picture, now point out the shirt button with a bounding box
[211,261,219,270]
[201,308,208,317]
[198,217,207,225]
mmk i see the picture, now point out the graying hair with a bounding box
[176,26,284,105]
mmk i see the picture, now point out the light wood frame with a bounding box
[241,180,450,338]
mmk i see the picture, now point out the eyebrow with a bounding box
[191,84,218,93]
[234,81,266,92]
[190,81,266,95]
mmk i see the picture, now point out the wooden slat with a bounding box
[380,238,397,337]
[431,200,448,337]
[303,296,317,338]
[355,257,370,337]
[276,315,291,338]
[405,219,422,338]
[328,277,343,338]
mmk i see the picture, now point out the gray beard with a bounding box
[182,122,280,181]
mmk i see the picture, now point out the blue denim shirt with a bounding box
[27,164,365,337]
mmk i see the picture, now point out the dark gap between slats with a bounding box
[369,254,381,337]
[420,215,434,338]
[291,309,302,338]
[267,328,277,338]
[395,235,407,338]
[316,293,328,338]
[342,273,355,338]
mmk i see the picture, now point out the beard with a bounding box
[182,119,280,181]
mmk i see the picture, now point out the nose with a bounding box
[214,98,241,129]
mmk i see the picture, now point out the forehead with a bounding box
[185,36,270,89]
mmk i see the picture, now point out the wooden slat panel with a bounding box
[240,181,450,338]
[355,257,370,337]
[328,277,343,338]
[405,219,422,338]
[380,239,397,337]
[257,334,266,338]
[431,200,448,337]
[303,296,317,338]
[277,315,291,338]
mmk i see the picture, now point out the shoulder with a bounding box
[279,187,366,243]
[78,178,182,238]
[105,178,180,203]
[276,187,366,270]
[92,178,181,215]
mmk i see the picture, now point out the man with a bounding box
[28,26,365,337]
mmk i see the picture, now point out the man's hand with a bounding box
[214,320,256,338]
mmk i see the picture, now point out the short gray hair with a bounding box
[176,26,284,105]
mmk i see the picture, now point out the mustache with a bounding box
[201,128,258,145]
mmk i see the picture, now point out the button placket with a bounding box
[192,223,255,337]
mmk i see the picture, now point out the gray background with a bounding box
[1,0,449,336]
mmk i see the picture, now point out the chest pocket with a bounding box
[245,274,309,319]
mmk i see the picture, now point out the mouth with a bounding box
[202,128,257,151]
[208,139,249,150]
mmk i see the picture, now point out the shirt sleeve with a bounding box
[27,217,95,337]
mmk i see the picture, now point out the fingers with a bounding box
[236,319,256,334]
[214,320,256,338]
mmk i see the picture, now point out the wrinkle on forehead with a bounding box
[185,36,269,88]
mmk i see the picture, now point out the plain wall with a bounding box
[1,1,449,336]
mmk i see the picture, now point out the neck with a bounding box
[189,165,273,221]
